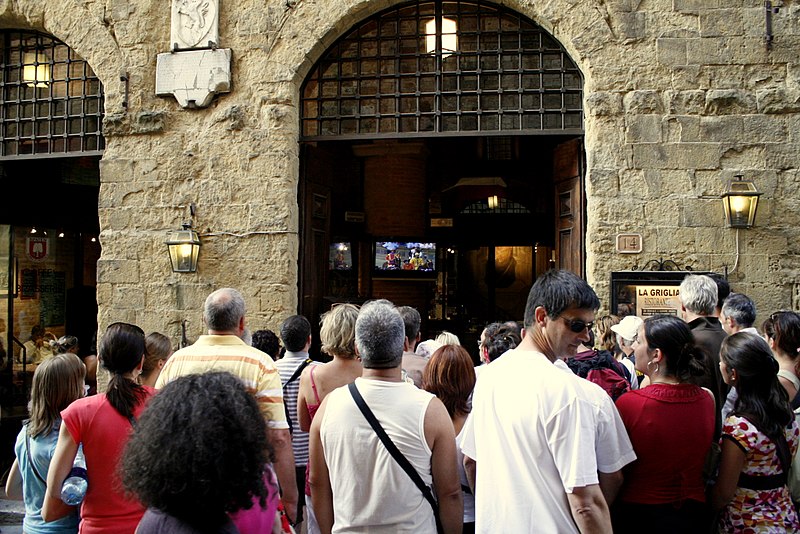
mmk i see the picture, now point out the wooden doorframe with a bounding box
[553,138,585,277]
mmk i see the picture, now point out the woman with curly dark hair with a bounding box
[121,371,279,534]
[477,322,520,365]
[43,322,155,534]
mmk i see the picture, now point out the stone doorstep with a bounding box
[0,499,25,524]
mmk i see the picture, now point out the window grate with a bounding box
[0,31,105,159]
[301,0,583,140]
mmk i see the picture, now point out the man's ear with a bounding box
[534,306,548,327]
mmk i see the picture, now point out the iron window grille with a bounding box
[301,0,583,140]
[0,30,104,160]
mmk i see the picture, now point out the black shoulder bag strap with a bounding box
[283,359,312,435]
[348,382,444,534]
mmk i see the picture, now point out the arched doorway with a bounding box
[299,0,584,357]
[0,30,103,459]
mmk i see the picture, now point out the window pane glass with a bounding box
[298,1,583,138]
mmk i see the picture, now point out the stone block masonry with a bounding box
[3,0,797,368]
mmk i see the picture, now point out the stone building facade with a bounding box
[3,0,799,348]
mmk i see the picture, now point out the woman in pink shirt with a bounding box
[43,322,155,534]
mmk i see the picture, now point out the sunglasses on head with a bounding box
[559,316,594,333]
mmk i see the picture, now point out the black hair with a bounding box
[721,332,793,437]
[643,315,707,381]
[100,322,148,420]
[397,306,421,343]
[122,372,273,529]
[280,315,312,352]
[708,273,731,309]
[482,322,521,362]
[251,329,281,360]
[523,269,600,329]
[763,311,800,362]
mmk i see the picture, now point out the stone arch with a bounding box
[0,0,126,108]
[267,0,612,91]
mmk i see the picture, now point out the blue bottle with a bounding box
[60,444,88,505]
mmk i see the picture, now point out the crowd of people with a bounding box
[5,271,800,533]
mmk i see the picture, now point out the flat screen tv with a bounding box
[329,242,353,271]
[374,241,437,277]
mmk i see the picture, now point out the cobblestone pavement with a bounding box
[0,498,24,532]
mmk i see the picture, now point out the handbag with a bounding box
[702,441,722,488]
[348,382,444,534]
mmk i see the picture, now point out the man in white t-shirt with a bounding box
[461,270,636,533]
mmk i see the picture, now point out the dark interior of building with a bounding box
[300,134,581,359]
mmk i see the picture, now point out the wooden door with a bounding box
[553,139,584,276]
[299,145,332,354]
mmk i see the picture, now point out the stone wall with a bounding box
[1,0,798,355]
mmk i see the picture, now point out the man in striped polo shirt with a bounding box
[156,288,298,524]
[276,314,319,530]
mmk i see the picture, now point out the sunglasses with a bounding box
[559,316,594,333]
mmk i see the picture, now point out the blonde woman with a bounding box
[436,330,460,346]
[297,303,361,534]
[140,332,173,388]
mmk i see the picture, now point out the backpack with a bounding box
[566,349,631,401]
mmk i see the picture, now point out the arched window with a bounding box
[0,30,104,158]
[301,0,582,140]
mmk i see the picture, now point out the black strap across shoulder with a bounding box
[348,382,443,534]
[283,358,312,435]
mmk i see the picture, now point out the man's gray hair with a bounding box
[204,288,246,331]
[722,292,757,328]
[679,275,718,316]
[355,299,404,369]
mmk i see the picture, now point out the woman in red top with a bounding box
[43,322,155,534]
[612,314,715,533]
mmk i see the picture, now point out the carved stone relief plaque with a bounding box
[171,0,219,50]
[156,48,231,108]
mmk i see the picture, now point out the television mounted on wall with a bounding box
[373,240,437,278]
[329,241,353,271]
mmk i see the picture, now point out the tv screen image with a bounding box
[375,242,436,272]
[329,242,353,270]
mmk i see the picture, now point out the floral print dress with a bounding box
[719,415,800,533]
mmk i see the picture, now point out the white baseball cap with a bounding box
[610,315,644,342]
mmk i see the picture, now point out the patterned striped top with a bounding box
[155,335,288,429]
[275,351,320,466]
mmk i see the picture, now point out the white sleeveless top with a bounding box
[320,377,436,533]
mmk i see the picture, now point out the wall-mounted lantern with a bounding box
[23,48,50,88]
[166,221,201,273]
[425,17,458,58]
[721,175,762,229]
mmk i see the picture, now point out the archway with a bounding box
[0,30,103,469]
[298,0,584,357]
